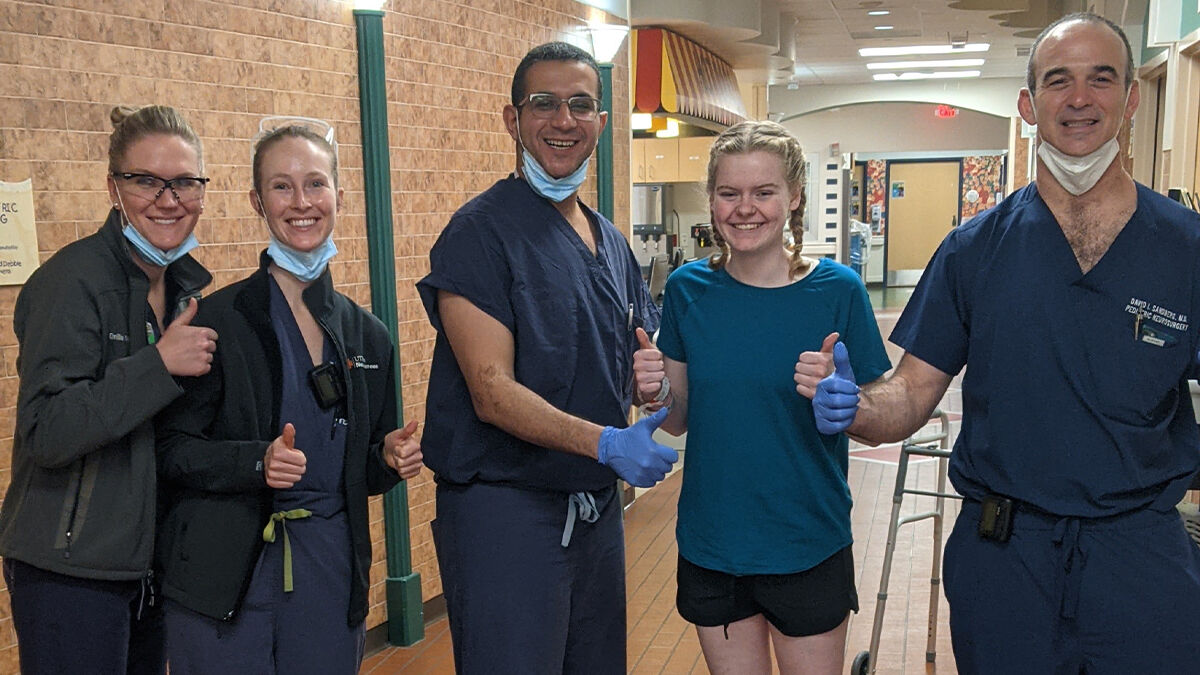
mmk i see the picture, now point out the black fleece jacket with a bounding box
[155,252,401,625]
[0,211,210,579]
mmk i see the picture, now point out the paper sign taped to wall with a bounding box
[0,179,41,285]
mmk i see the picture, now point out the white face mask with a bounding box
[1037,137,1119,196]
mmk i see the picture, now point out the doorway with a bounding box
[885,161,961,286]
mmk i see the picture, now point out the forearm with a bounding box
[471,370,604,459]
[850,372,943,444]
[19,348,181,468]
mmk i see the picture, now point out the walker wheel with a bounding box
[851,650,870,675]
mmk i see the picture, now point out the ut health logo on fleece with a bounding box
[346,355,380,370]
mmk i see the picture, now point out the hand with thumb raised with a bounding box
[264,423,307,489]
[812,341,860,435]
[795,332,839,399]
[156,297,219,377]
[632,327,668,408]
[597,408,679,487]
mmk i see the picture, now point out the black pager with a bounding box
[978,495,1013,542]
[308,362,345,409]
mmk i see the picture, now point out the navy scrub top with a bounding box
[892,183,1200,517]
[417,176,659,493]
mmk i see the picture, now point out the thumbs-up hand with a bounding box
[794,332,839,399]
[632,327,668,409]
[812,342,860,435]
[264,423,307,489]
[597,408,679,487]
[383,419,424,480]
[156,297,219,377]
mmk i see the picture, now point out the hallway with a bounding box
[362,293,963,675]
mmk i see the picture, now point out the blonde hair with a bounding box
[705,120,810,278]
[108,105,203,174]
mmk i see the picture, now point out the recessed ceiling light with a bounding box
[859,43,990,57]
[875,25,894,30]
[866,58,985,70]
[873,70,981,81]
[868,10,890,16]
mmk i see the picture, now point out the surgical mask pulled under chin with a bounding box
[521,149,588,203]
[1037,136,1120,196]
[267,235,338,283]
[116,201,199,267]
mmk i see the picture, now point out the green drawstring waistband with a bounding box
[263,509,312,592]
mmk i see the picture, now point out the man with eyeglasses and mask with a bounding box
[418,41,675,673]
[794,13,1200,674]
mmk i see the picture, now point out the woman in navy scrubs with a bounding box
[154,120,423,674]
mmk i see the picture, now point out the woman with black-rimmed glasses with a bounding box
[0,104,217,675]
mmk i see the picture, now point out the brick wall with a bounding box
[0,0,630,667]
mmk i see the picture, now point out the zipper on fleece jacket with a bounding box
[62,456,87,559]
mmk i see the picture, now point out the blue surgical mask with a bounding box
[514,109,589,203]
[267,234,338,283]
[121,219,199,268]
[521,149,589,203]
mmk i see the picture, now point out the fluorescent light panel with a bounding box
[874,25,894,30]
[867,58,985,70]
[867,10,890,16]
[873,70,981,81]
[859,43,989,57]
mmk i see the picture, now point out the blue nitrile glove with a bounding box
[813,341,860,435]
[597,408,678,488]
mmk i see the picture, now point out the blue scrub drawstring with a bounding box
[562,492,600,547]
[1052,517,1085,620]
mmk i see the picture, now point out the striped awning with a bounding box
[633,28,747,128]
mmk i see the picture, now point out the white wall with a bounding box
[783,102,1010,156]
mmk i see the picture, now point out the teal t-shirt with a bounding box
[657,258,891,575]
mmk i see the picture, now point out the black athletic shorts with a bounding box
[676,545,858,637]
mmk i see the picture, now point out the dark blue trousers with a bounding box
[163,510,364,675]
[3,558,165,675]
[944,500,1200,674]
[433,482,626,675]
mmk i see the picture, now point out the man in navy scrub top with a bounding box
[417,42,677,674]
[796,12,1200,675]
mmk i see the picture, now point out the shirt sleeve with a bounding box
[842,274,892,384]
[417,212,514,334]
[656,270,686,363]
[888,230,970,377]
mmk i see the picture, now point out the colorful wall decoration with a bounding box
[960,155,1005,222]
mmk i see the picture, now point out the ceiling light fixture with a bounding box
[860,43,989,57]
[867,58,985,69]
[867,10,890,16]
[873,70,981,81]
[875,25,894,30]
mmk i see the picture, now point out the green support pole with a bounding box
[353,7,423,647]
[597,62,615,222]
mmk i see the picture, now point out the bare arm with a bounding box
[438,290,604,458]
[659,356,689,436]
[850,352,952,444]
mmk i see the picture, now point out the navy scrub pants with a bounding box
[433,481,626,675]
[944,499,1200,675]
[3,558,165,675]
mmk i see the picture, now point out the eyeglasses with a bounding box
[111,172,209,203]
[255,115,336,144]
[517,93,602,121]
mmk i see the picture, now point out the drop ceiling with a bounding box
[629,0,1148,86]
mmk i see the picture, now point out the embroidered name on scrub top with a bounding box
[1126,297,1189,347]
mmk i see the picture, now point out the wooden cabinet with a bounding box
[633,136,716,184]
[677,136,713,183]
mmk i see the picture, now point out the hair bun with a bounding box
[109,105,139,129]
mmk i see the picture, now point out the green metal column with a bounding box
[597,62,615,221]
[353,7,423,647]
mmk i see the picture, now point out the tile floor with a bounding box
[362,284,967,674]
